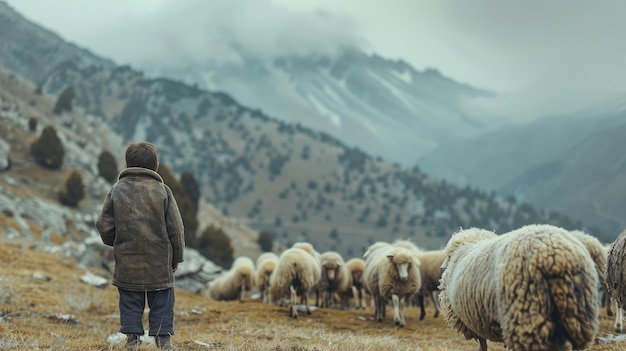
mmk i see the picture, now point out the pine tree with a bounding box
[180,172,200,214]
[197,225,233,268]
[158,164,199,247]
[53,86,75,115]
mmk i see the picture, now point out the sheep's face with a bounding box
[352,270,362,283]
[388,254,413,282]
[324,261,339,280]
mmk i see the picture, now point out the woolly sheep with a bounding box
[255,252,279,304]
[318,251,351,308]
[292,242,323,304]
[415,249,446,320]
[209,256,255,303]
[569,230,611,315]
[604,243,622,333]
[269,247,322,319]
[363,242,422,327]
[439,225,599,351]
[391,239,445,320]
[345,257,367,309]
[605,228,626,333]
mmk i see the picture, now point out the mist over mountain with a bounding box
[0,0,606,253]
[142,48,501,166]
[418,100,626,237]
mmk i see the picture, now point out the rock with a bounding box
[79,271,108,288]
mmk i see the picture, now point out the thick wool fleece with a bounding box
[606,228,626,308]
[255,253,279,294]
[269,247,321,301]
[439,225,599,351]
[209,256,255,301]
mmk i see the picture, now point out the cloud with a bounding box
[36,0,364,66]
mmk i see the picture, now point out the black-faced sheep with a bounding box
[439,225,599,351]
[345,257,367,309]
[269,247,321,319]
[363,242,422,327]
[605,228,626,333]
[318,251,351,308]
[209,256,255,303]
[255,252,279,304]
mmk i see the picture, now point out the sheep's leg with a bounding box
[315,289,320,307]
[239,283,246,303]
[304,291,312,315]
[399,296,406,327]
[479,338,487,351]
[359,288,366,309]
[375,296,384,322]
[418,293,426,320]
[290,285,298,319]
[392,294,402,327]
[431,291,440,318]
[603,289,613,316]
[615,301,623,333]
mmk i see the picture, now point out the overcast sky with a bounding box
[5,0,626,119]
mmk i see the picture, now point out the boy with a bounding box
[96,141,185,350]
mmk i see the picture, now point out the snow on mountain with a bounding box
[142,49,499,165]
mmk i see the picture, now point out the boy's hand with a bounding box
[172,263,178,272]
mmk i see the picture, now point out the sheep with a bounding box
[291,242,323,305]
[318,251,351,308]
[209,256,255,303]
[363,242,422,327]
[570,230,622,332]
[415,249,446,321]
[255,252,279,304]
[439,225,599,351]
[268,247,321,319]
[605,228,626,333]
[345,257,367,309]
[569,230,611,315]
[391,239,445,320]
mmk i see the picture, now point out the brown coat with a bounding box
[96,167,185,291]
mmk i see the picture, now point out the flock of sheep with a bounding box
[206,224,626,351]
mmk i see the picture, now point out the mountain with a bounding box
[418,100,626,238]
[142,48,500,166]
[0,0,602,255]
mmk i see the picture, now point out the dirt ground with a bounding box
[0,234,623,351]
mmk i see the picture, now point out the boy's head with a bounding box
[125,141,159,171]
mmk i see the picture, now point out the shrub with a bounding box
[97,150,118,183]
[31,126,64,169]
[53,86,75,115]
[257,231,274,252]
[158,164,199,247]
[197,225,233,268]
[180,172,199,214]
[59,170,84,207]
[28,117,37,131]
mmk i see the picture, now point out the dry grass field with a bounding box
[0,234,624,351]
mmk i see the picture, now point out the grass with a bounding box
[0,235,624,351]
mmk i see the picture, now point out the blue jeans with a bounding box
[118,287,175,336]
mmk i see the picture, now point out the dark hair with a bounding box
[125,141,158,170]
